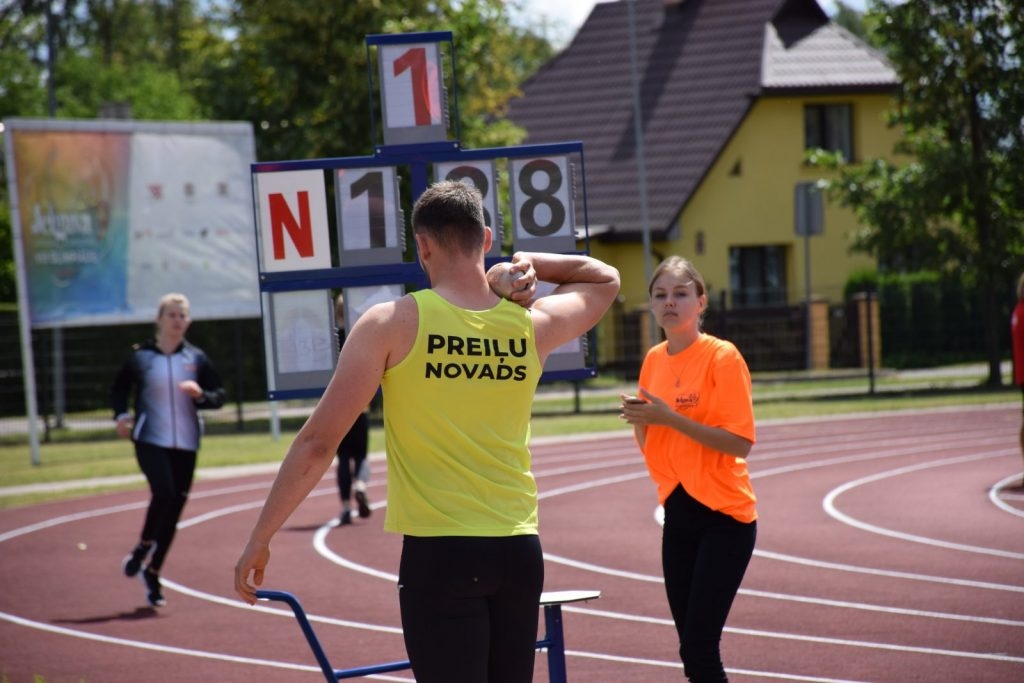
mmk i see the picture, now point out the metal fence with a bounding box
[0,292,1005,443]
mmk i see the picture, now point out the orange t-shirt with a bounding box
[636,334,757,523]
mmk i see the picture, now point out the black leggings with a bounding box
[662,485,756,683]
[134,441,196,572]
[398,534,544,683]
[335,411,368,501]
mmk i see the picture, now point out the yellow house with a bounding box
[508,0,899,371]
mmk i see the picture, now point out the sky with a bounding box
[514,0,869,47]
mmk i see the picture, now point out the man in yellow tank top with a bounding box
[235,180,620,683]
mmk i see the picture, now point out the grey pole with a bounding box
[628,0,656,343]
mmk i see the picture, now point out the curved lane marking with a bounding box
[822,450,1024,560]
[990,473,1024,518]
[0,609,322,674]
[564,649,871,683]
[544,551,1024,623]
[3,416,1021,678]
[562,605,1024,665]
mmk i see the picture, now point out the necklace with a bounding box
[666,333,699,387]
[669,352,686,388]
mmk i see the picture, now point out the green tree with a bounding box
[0,1,216,302]
[830,1,875,47]
[812,0,1024,386]
[0,0,555,302]
[1,2,50,303]
[195,0,552,162]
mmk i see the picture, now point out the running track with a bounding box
[1,404,1023,682]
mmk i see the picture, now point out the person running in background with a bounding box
[334,292,372,525]
[235,180,620,683]
[1011,273,1024,484]
[112,292,225,607]
[620,256,756,683]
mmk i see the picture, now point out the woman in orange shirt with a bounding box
[621,256,757,683]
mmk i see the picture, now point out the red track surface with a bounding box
[2,404,1023,682]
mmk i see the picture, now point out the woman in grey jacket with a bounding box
[111,292,225,607]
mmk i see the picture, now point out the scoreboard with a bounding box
[251,32,594,400]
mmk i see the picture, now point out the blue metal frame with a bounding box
[255,589,577,682]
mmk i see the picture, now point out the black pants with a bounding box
[335,411,368,501]
[398,534,544,683]
[662,485,756,683]
[134,441,196,572]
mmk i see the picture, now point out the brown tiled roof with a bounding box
[506,0,898,241]
[762,17,897,92]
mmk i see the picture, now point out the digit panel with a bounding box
[433,159,501,257]
[534,280,588,375]
[508,155,577,253]
[335,166,406,266]
[341,284,406,338]
[254,169,332,273]
[378,41,447,146]
[263,289,337,397]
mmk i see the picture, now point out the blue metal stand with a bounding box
[255,588,599,682]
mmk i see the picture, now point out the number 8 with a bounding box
[516,159,566,237]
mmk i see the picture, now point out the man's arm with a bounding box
[492,252,620,360]
[234,298,408,604]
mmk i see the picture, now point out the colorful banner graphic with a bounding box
[5,119,259,327]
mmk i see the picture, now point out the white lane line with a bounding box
[737,588,1024,627]
[822,450,1024,560]
[164,578,404,635]
[754,549,1024,593]
[313,523,398,583]
[544,552,1024,622]
[753,431,1012,466]
[722,624,1024,664]
[0,609,322,674]
[753,436,1011,478]
[3,415,1020,680]
[564,605,1024,665]
[990,473,1024,518]
[0,480,286,543]
[565,649,871,683]
[537,470,651,498]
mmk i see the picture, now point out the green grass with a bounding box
[1,367,1016,510]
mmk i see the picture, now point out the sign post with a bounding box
[795,181,824,370]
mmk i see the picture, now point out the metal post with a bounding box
[865,289,876,394]
[52,328,65,428]
[543,604,569,683]
[234,319,244,430]
[804,231,812,370]
[628,0,656,342]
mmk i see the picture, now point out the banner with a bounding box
[4,118,259,326]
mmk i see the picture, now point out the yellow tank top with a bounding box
[381,289,543,537]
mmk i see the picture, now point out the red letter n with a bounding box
[269,192,313,260]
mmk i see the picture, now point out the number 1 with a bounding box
[393,48,432,126]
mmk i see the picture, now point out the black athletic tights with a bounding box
[134,441,197,572]
[662,484,757,683]
[398,534,544,683]
[335,411,369,501]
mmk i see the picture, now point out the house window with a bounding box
[729,246,788,308]
[804,103,852,160]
